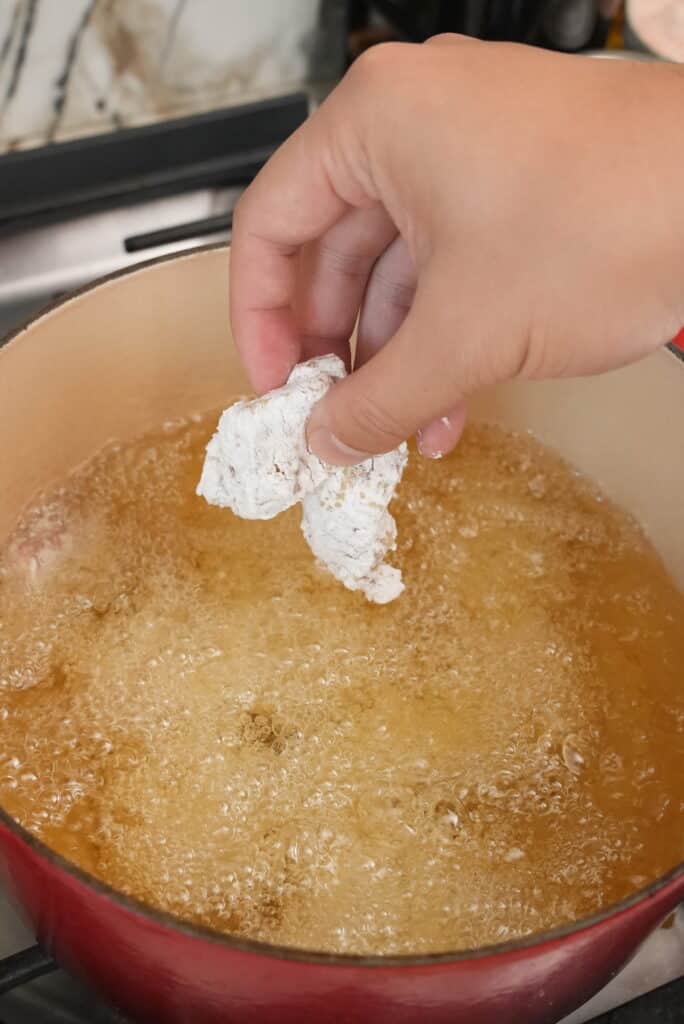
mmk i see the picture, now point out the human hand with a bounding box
[230,37,684,464]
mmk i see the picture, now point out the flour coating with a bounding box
[196,355,408,603]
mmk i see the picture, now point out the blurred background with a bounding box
[1,0,679,158]
[0,0,681,339]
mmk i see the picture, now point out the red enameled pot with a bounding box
[0,247,682,1024]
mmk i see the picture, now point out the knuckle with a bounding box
[342,391,407,451]
[347,41,408,91]
[318,243,373,280]
[516,322,562,380]
[424,32,463,46]
[372,271,416,311]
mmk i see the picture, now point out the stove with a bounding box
[0,91,682,1024]
[0,184,238,339]
[0,92,310,339]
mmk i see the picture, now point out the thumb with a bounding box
[306,276,476,465]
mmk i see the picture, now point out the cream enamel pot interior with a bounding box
[0,246,682,1024]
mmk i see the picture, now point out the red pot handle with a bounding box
[674,327,684,350]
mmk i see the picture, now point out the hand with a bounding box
[230,36,684,464]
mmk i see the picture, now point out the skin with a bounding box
[230,35,684,465]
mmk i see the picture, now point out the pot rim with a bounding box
[1,244,682,969]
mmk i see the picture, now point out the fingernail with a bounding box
[307,427,372,467]
[417,408,466,460]
[417,429,444,460]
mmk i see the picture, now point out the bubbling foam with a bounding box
[0,415,682,955]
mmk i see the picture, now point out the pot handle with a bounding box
[0,944,56,995]
[673,328,684,350]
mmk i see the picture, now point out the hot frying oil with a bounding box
[0,415,682,954]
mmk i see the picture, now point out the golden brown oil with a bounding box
[0,414,682,955]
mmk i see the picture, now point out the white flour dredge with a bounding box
[196,355,408,604]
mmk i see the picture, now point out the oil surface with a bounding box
[0,415,682,955]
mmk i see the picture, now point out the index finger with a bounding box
[230,99,370,394]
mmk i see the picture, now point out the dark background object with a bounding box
[124,211,235,254]
[593,978,684,1022]
[348,1,618,51]
[0,949,55,997]
[0,93,307,236]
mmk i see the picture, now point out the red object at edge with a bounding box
[674,328,684,350]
